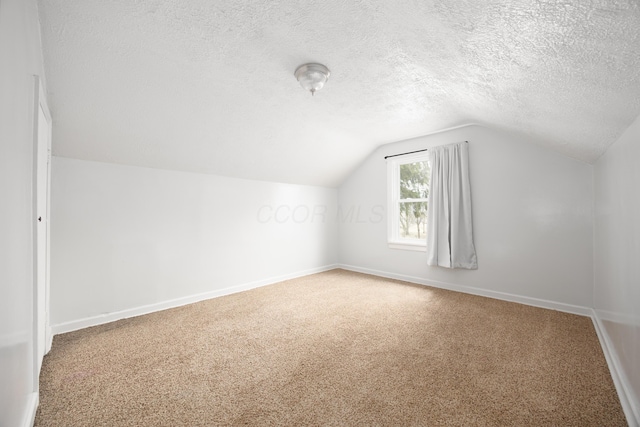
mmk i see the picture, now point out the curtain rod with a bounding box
[384,141,468,159]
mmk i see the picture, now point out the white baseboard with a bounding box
[52,264,339,335]
[591,309,639,427]
[47,263,636,425]
[22,392,38,427]
[338,264,637,425]
[337,264,591,316]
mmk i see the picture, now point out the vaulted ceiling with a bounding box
[38,0,640,187]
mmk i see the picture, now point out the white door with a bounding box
[34,77,52,381]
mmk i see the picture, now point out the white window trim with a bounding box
[387,152,430,251]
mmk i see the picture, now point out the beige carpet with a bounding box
[35,269,626,426]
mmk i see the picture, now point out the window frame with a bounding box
[387,152,430,252]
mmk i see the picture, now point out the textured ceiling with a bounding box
[38,0,640,187]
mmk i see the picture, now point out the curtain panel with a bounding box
[426,142,477,269]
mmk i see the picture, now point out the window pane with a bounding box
[399,201,428,239]
[400,161,430,200]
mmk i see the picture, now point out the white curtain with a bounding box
[426,142,477,269]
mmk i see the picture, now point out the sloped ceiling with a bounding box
[38,0,640,187]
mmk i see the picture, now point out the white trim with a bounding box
[32,75,53,395]
[42,78,53,358]
[46,263,636,425]
[591,309,640,427]
[45,325,52,354]
[22,392,38,427]
[337,264,591,316]
[387,152,430,249]
[337,264,639,424]
[51,264,339,335]
[31,75,40,392]
[388,242,427,252]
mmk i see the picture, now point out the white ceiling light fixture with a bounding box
[294,63,330,96]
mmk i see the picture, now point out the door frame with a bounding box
[32,75,52,391]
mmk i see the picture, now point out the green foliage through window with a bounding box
[398,161,430,239]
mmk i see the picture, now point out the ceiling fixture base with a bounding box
[294,63,330,96]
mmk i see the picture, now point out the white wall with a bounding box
[594,114,640,424]
[338,124,594,309]
[0,0,46,425]
[50,157,338,329]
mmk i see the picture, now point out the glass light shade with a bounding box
[294,63,330,96]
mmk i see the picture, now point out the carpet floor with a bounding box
[35,269,626,426]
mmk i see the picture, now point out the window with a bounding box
[387,152,431,251]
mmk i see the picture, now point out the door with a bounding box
[33,76,52,382]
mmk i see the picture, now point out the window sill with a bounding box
[388,242,427,252]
